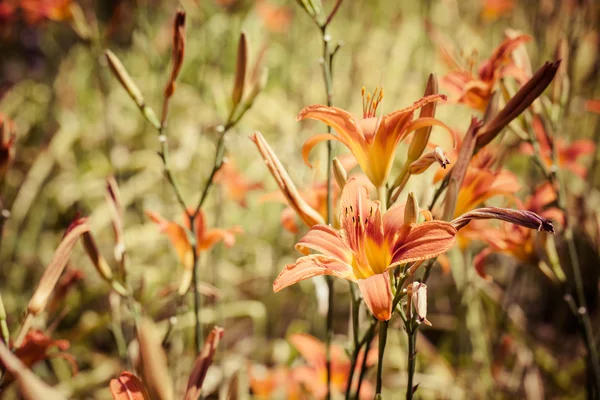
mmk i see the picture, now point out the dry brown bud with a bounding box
[408,282,431,326]
[451,207,555,233]
[137,318,174,400]
[0,341,66,400]
[232,32,248,110]
[184,326,225,400]
[82,231,113,282]
[408,147,450,175]
[110,371,150,400]
[476,61,560,149]
[250,132,324,228]
[27,218,90,316]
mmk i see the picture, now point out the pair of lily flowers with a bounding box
[254,91,554,322]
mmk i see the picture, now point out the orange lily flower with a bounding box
[298,89,452,188]
[273,178,457,321]
[20,0,73,24]
[214,159,264,208]
[1,330,76,389]
[440,34,531,111]
[481,0,515,22]
[289,333,376,399]
[146,209,242,293]
[519,117,595,178]
[249,365,303,399]
[472,183,562,278]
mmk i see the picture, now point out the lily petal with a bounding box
[295,224,353,263]
[301,133,344,168]
[391,221,457,266]
[357,273,392,321]
[298,105,365,143]
[339,179,383,251]
[146,211,194,271]
[273,255,355,293]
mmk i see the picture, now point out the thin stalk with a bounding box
[376,320,389,396]
[189,215,202,354]
[406,322,417,400]
[354,324,375,400]
[345,318,377,400]
[319,21,336,400]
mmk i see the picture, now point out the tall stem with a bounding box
[406,323,417,400]
[376,320,389,396]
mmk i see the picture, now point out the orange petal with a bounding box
[198,226,243,251]
[338,178,382,251]
[297,104,365,144]
[289,333,326,369]
[400,117,456,149]
[301,133,343,168]
[295,224,353,263]
[382,201,406,238]
[357,273,392,321]
[146,210,194,270]
[110,372,151,400]
[273,255,354,293]
[184,327,224,400]
[391,221,457,266]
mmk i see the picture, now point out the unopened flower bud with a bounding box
[184,326,224,400]
[82,231,113,282]
[137,318,174,400]
[231,32,248,111]
[451,207,555,233]
[332,157,348,189]
[110,372,150,400]
[407,73,438,162]
[250,132,324,228]
[408,147,450,175]
[404,192,419,225]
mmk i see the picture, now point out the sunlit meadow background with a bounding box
[1,0,599,398]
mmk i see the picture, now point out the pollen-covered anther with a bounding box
[362,85,384,118]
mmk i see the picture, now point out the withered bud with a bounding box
[407,73,438,162]
[332,157,348,190]
[82,231,114,282]
[0,341,66,400]
[250,132,324,228]
[408,147,450,175]
[231,32,248,111]
[451,207,555,233]
[28,218,90,316]
[137,318,174,400]
[110,372,150,400]
[184,326,225,400]
[404,192,419,225]
[408,282,431,326]
[442,118,482,221]
[476,61,560,150]
[164,10,186,99]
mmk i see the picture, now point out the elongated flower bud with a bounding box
[404,192,419,225]
[184,326,224,400]
[105,50,160,129]
[231,32,248,111]
[0,114,16,184]
[476,61,560,149]
[407,73,438,162]
[137,318,174,400]
[106,177,125,265]
[451,207,555,233]
[250,132,324,228]
[332,157,348,190]
[165,10,186,99]
[82,231,113,282]
[28,218,90,316]
[110,372,150,400]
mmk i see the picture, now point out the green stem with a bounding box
[376,320,389,396]
[190,215,202,354]
[406,322,417,400]
[354,325,375,400]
